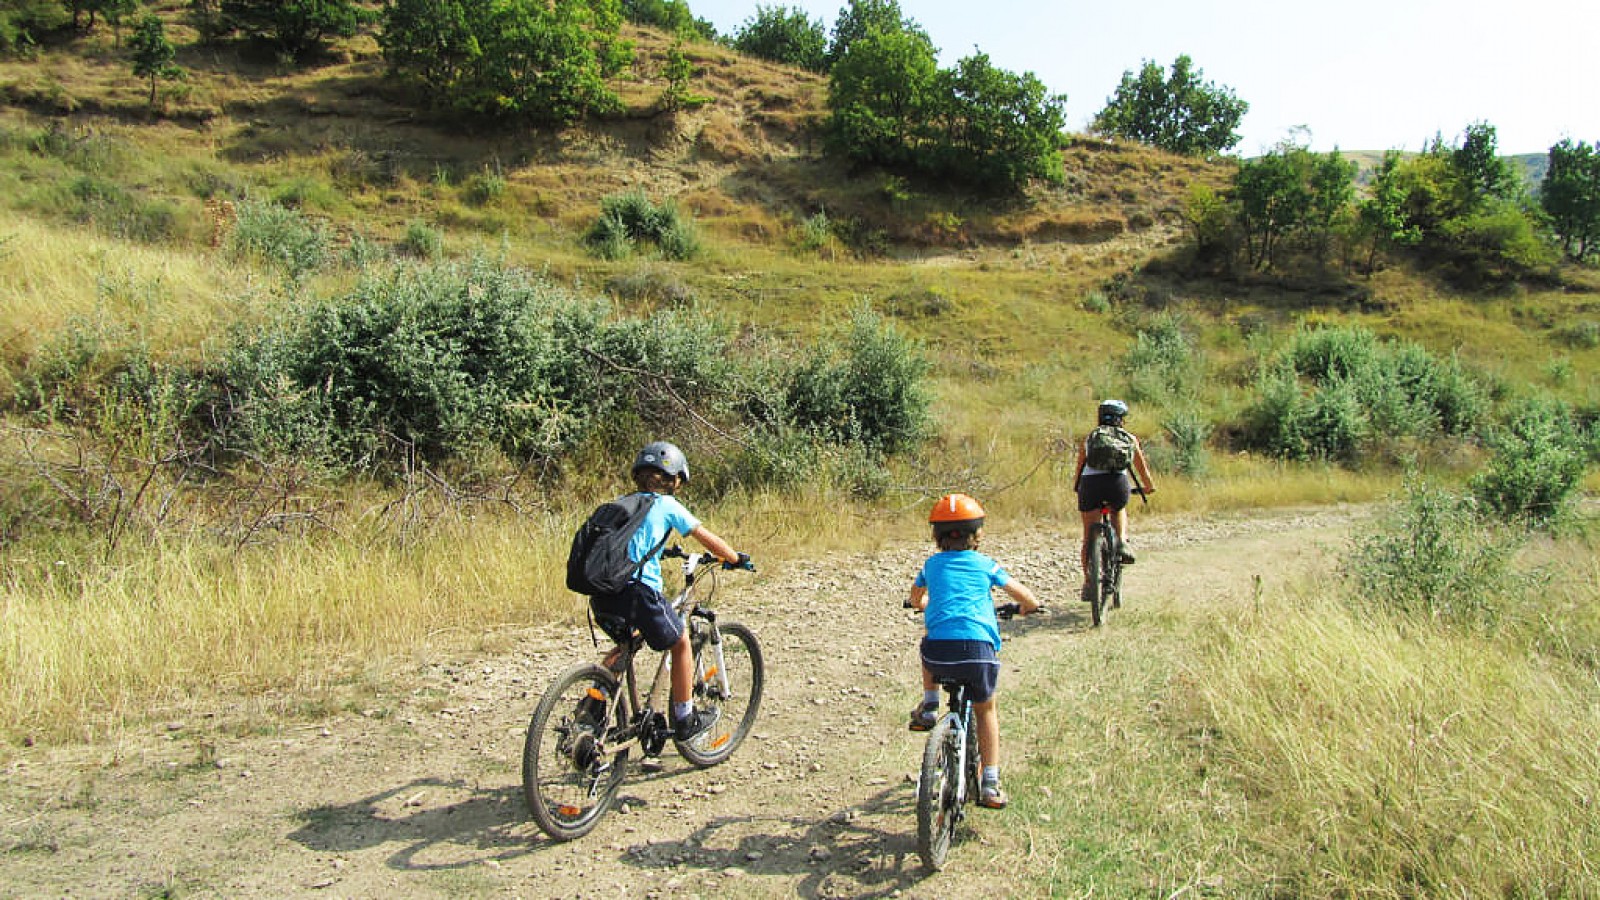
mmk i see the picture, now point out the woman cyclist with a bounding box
[1071,400,1156,603]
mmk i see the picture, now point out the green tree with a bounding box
[0,0,69,51]
[222,0,362,61]
[621,0,713,39]
[1541,138,1600,261]
[1358,150,1424,270]
[128,12,183,107]
[826,0,918,65]
[1092,55,1248,156]
[732,4,827,73]
[827,23,937,169]
[923,51,1065,190]
[1232,142,1354,269]
[380,0,631,125]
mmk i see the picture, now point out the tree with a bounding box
[827,23,937,169]
[128,13,183,107]
[732,5,827,73]
[1232,142,1355,270]
[621,0,714,39]
[1451,121,1517,206]
[827,0,919,65]
[380,0,632,125]
[923,51,1065,190]
[1541,138,1600,261]
[1092,55,1248,156]
[0,0,69,51]
[1358,150,1423,270]
[221,0,362,61]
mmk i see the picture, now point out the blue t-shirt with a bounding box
[626,492,700,592]
[914,550,1012,650]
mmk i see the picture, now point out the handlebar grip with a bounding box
[721,552,755,571]
[996,602,1021,620]
[661,545,688,559]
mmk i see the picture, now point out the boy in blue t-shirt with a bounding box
[589,441,746,743]
[907,493,1040,809]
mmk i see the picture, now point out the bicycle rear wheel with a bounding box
[916,717,961,871]
[1086,524,1113,628]
[678,619,764,768]
[523,663,628,841]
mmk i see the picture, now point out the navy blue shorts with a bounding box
[1077,471,1132,513]
[920,638,1000,703]
[590,581,683,652]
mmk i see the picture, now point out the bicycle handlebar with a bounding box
[661,545,756,572]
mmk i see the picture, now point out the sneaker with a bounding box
[672,708,718,742]
[978,781,1007,809]
[1118,541,1136,565]
[908,701,939,732]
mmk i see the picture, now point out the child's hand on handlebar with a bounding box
[721,552,755,572]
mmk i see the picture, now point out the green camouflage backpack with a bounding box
[1085,425,1135,471]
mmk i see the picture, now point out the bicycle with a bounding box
[522,545,762,841]
[915,601,1040,871]
[1084,479,1146,629]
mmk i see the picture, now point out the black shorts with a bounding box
[589,581,683,652]
[920,638,1000,703]
[1077,471,1132,513]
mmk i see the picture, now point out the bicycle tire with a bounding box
[1086,523,1110,628]
[677,620,764,768]
[916,716,961,871]
[523,662,629,841]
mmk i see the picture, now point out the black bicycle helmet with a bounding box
[633,440,690,482]
[1098,399,1129,426]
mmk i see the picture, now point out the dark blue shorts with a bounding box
[920,638,1000,703]
[590,581,683,652]
[1078,471,1132,513]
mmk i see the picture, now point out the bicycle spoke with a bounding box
[679,620,764,767]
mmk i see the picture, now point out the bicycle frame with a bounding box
[592,551,721,758]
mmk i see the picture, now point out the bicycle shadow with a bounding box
[607,781,950,898]
[287,777,539,871]
[285,763,711,872]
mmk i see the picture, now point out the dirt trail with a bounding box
[0,506,1364,899]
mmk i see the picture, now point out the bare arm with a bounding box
[1131,439,1156,495]
[687,524,739,565]
[1072,440,1086,492]
[907,584,929,612]
[1001,581,1040,615]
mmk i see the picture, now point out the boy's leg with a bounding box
[973,698,1000,771]
[668,629,694,706]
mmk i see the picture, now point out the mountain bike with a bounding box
[916,602,1039,871]
[522,546,762,841]
[1085,479,1146,629]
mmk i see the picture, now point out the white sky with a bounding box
[687,0,1599,156]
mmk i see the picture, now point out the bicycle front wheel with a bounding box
[523,663,628,841]
[916,717,961,871]
[678,619,764,768]
[1086,524,1112,628]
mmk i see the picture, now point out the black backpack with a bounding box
[565,493,668,596]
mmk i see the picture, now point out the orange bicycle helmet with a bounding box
[929,493,985,534]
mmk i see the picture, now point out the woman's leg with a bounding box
[1078,510,1099,584]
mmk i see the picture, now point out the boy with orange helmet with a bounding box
[906,493,1041,809]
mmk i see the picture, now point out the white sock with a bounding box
[923,690,940,707]
[982,766,1000,785]
[672,701,692,722]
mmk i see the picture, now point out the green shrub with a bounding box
[1344,480,1520,627]
[228,198,330,283]
[583,191,701,261]
[463,170,506,207]
[1121,312,1201,403]
[781,308,931,455]
[400,220,443,259]
[1158,407,1212,476]
[1470,399,1589,526]
[1240,326,1488,462]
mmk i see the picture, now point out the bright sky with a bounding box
[688,0,1599,156]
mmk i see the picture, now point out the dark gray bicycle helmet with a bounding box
[1098,399,1129,425]
[633,440,690,482]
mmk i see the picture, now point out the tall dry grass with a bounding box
[1182,548,1600,895]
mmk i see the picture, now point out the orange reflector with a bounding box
[585,687,605,701]
[701,667,719,682]
[709,734,730,750]
[558,805,582,817]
